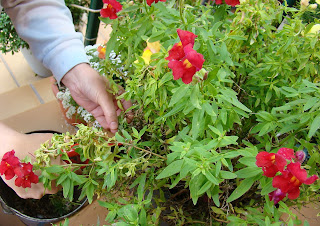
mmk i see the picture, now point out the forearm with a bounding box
[0,122,52,161]
[2,0,89,84]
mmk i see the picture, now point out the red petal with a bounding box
[272,174,291,193]
[14,167,24,178]
[166,42,185,61]
[256,152,275,167]
[0,161,8,174]
[262,165,278,178]
[184,44,205,71]
[304,175,319,185]
[15,177,23,187]
[29,172,39,184]
[147,0,154,6]
[215,0,223,4]
[287,162,307,182]
[168,60,184,80]
[101,1,122,20]
[109,0,122,11]
[181,65,196,84]
[4,169,15,180]
[225,0,240,6]
[287,187,300,199]
[274,154,287,173]
[177,29,197,47]
[277,147,294,160]
[103,0,122,11]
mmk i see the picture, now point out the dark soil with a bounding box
[0,177,85,219]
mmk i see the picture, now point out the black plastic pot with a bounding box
[0,130,87,226]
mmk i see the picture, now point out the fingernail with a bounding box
[110,122,118,130]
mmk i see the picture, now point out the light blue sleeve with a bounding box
[2,0,89,84]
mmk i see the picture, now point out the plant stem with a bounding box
[179,0,186,25]
[69,4,101,13]
[122,142,167,160]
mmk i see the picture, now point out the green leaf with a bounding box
[45,165,64,173]
[115,133,125,143]
[156,159,184,179]
[235,166,261,178]
[137,173,147,202]
[204,170,219,185]
[105,210,117,223]
[169,85,189,107]
[86,182,95,204]
[308,114,320,138]
[303,97,318,111]
[190,85,202,109]
[63,218,69,226]
[56,174,68,185]
[228,35,247,41]
[261,178,276,196]
[227,176,257,203]
[211,206,226,215]
[220,171,237,179]
[203,102,217,116]
[139,208,147,226]
[238,157,258,167]
[197,180,212,196]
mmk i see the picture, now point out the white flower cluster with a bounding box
[84,44,102,71]
[56,88,102,128]
[109,50,122,65]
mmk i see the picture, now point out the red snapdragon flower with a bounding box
[14,163,39,188]
[256,148,294,177]
[166,29,197,61]
[0,150,20,180]
[167,45,205,84]
[166,29,205,84]
[100,0,122,19]
[214,0,240,6]
[0,150,39,188]
[272,162,318,199]
[147,0,166,6]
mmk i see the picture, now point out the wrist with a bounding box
[61,63,90,88]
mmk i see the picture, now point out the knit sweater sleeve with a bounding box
[1,0,89,84]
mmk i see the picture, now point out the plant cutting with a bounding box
[5,0,320,225]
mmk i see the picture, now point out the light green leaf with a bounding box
[308,114,320,138]
[220,171,237,179]
[156,159,184,179]
[235,166,261,178]
[227,176,257,203]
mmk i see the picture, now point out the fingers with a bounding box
[97,90,118,134]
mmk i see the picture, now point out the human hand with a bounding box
[0,123,61,199]
[60,63,133,134]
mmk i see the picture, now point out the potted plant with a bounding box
[4,0,320,224]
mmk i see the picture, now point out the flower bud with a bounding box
[309,3,318,9]
[308,24,320,34]
[301,0,310,7]
[295,150,306,163]
[128,1,134,6]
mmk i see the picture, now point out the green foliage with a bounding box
[0,11,28,54]
[34,0,320,225]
